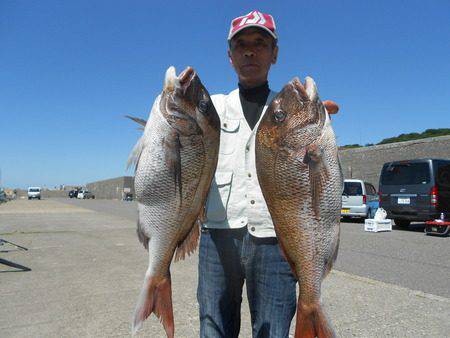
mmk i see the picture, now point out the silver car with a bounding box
[77,190,95,199]
[341,179,379,220]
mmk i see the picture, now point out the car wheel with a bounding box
[394,219,411,227]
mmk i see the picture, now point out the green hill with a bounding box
[377,128,450,145]
[340,128,450,149]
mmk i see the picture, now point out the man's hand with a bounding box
[323,100,339,115]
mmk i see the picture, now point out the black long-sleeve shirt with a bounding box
[238,81,270,130]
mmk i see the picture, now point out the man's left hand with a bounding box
[323,100,339,115]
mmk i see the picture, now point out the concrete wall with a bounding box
[85,137,450,199]
[339,135,450,188]
[13,136,446,200]
[86,176,134,200]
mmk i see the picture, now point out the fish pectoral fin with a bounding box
[174,221,200,262]
[303,144,329,217]
[303,144,323,165]
[163,132,183,201]
[132,275,174,338]
[125,114,148,127]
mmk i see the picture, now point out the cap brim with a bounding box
[228,24,277,41]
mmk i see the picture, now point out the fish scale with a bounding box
[135,127,206,275]
[129,66,220,337]
[256,76,342,338]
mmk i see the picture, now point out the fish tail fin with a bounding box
[295,301,335,338]
[132,275,174,338]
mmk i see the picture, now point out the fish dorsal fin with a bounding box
[126,138,144,171]
[125,115,147,127]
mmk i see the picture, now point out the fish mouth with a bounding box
[163,66,197,93]
[161,66,206,136]
[290,77,318,102]
[178,66,197,88]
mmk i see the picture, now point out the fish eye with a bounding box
[273,110,286,123]
[199,100,209,113]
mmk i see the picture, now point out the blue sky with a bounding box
[1,1,449,188]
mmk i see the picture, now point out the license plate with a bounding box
[398,197,410,204]
[432,227,438,232]
[341,209,350,213]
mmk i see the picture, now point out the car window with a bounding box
[343,182,363,196]
[436,164,450,188]
[364,183,376,195]
[381,163,430,185]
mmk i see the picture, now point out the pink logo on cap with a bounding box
[228,10,277,41]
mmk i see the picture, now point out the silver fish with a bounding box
[129,66,220,337]
[255,77,343,338]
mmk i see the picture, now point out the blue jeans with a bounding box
[197,227,297,338]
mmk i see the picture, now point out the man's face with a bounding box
[228,28,278,88]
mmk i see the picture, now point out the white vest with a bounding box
[203,88,278,238]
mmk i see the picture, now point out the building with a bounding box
[86,176,134,200]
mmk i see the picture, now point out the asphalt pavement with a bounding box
[60,197,450,298]
[1,198,449,337]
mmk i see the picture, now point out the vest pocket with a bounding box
[219,119,240,155]
[206,171,233,222]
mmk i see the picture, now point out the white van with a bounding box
[27,187,42,200]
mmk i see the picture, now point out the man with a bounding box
[197,10,338,338]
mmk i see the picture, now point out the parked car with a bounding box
[123,193,133,201]
[379,158,450,227]
[341,179,379,220]
[27,187,42,200]
[0,188,7,203]
[68,189,81,198]
[77,190,95,199]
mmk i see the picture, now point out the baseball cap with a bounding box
[228,10,277,41]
